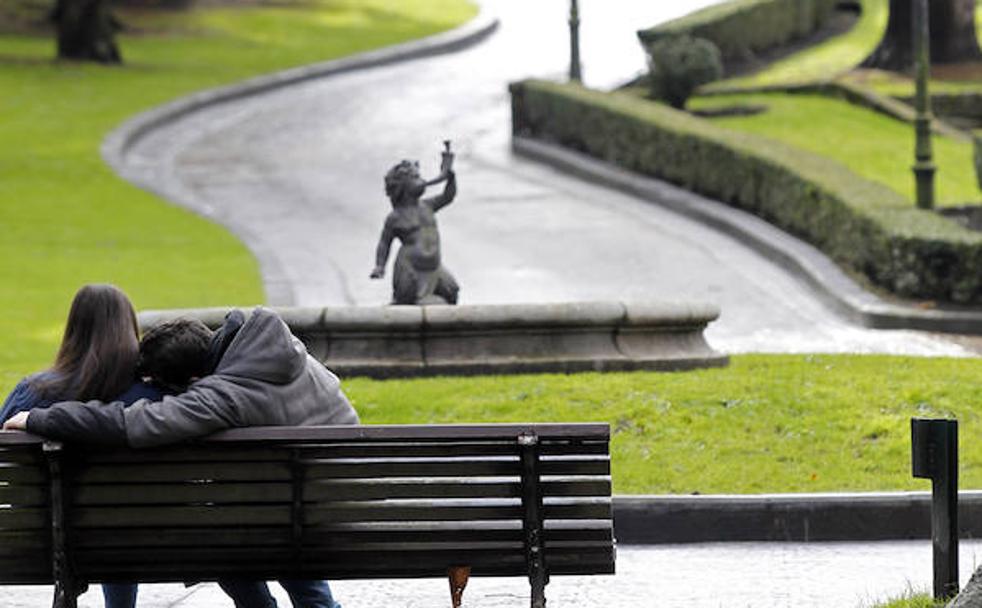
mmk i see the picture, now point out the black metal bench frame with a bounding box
[0,423,614,608]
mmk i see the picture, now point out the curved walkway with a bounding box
[105,0,971,356]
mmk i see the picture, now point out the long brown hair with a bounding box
[34,284,140,402]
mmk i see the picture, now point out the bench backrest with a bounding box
[0,424,613,585]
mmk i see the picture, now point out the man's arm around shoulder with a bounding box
[5,400,130,446]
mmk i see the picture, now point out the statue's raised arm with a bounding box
[423,141,456,212]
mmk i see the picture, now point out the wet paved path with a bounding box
[117,0,975,356]
[8,540,982,607]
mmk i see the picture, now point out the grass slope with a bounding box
[0,0,476,392]
[346,354,982,495]
[713,0,889,89]
[689,92,980,206]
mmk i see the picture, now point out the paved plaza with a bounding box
[6,540,982,607]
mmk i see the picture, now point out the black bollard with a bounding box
[911,418,959,600]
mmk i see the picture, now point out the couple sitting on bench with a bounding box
[1,284,359,608]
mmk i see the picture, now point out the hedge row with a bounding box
[896,92,982,125]
[510,80,982,304]
[637,0,840,67]
[974,133,982,192]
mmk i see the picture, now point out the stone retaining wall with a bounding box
[139,301,728,378]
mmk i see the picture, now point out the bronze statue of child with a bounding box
[370,142,459,305]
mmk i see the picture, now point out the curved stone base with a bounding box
[139,301,728,378]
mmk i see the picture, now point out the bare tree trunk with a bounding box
[863,0,981,71]
[933,0,982,62]
[53,0,122,64]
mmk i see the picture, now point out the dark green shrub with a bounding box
[647,35,723,109]
[510,79,982,304]
[974,134,982,192]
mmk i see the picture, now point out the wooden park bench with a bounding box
[0,423,614,608]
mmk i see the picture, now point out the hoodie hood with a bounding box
[213,307,306,384]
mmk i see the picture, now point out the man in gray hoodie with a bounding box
[6,307,358,446]
[4,307,357,608]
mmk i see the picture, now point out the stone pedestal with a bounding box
[139,301,728,378]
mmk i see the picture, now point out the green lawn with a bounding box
[345,354,982,495]
[689,92,980,206]
[711,0,889,89]
[0,0,477,392]
[713,0,982,92]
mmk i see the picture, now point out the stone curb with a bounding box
[613,491,982,544]
[513,136,982,336]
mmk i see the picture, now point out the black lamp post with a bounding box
[569,0,582,82]
[912,0,936,209]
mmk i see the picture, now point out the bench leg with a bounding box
[51,581,78,608]
[529,564,546,608]
[448,566,471,608]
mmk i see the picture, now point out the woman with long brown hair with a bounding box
[0,283,161,608]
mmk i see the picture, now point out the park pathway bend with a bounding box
[113,0,971,356]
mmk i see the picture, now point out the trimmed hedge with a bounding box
[510,79,982,304]
[638,0,840,66]
[896,92,982,126]
[975,133,982,192]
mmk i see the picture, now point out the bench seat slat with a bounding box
[73,482,292,506]
[304,478,610,501]
[0,465,45,484]
[0,507,48,530]
[305,502,523,524]
[303,519,613,532]
[82,547,614,582]
[0,434,43,447]
[72,523,611,550]
[82,447,292,465]
[69,477,612,505]
[74,463,291,484]
[203,424,609,444]
[68,499,610,523]
[0,485,47,506]
[304,457,608,479]
[72,522,612,549]
[306,525,613,545]
[76,441,608,465]
[303,499,610,524]
[72,505,292,528]
[298,442,610,459]
[72,458,607,484]
[0,449,44,466]
[77,546,614,576]
[75,527,291,548]
[0,530,52,549]
[305,459,519,479]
